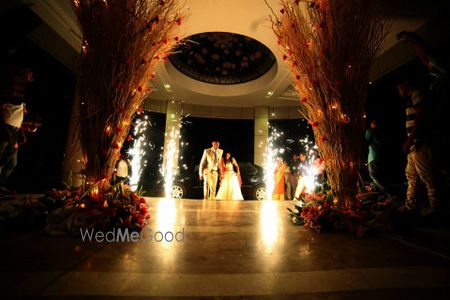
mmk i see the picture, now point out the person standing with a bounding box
[365,119,391,197]
[288,154,299,199]
[0,66,34,193]
[284,164,292,200]
[216,152,243,200]
[293,153,308,201]
[398,30,450,186]
[396,78,441,216]
[114,152,132,185]
[199,140,223,200]
[272,157,287,200]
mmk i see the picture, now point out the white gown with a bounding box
[216,162,244,200]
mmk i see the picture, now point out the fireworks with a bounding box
[160,112,189,199]
[263,127,285,200]
[125,110,188,196]
[297,137,323,194]
[128,115,151,191]
[263,125,323,201]
[162,126,180,198]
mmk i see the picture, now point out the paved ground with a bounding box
[1,198,450,299]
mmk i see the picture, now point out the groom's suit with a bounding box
[199,147,223,199]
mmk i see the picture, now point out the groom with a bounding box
[199,140,223,199]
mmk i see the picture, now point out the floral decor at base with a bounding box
[41,180,150,235]
[288,190,393,238]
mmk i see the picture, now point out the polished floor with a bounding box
[1,198,450,299]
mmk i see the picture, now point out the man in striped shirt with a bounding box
[397,78,440,216]
[398,30,449,185]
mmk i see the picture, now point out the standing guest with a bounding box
[293,153,308,201]
[365,119,392,197]
[298,153,308,175]
[289,154,299,199]
[0,65,35,193]
[284,164,292,200]
[114,152,132,185]
[398,30,450,183]
[272,157,287,200]
[313,155,326,186]
[396,78,441,216]
[216,151,243,201]
[199,140,223,200]
[290,154,299,171]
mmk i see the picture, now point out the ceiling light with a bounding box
[265,91,274,98]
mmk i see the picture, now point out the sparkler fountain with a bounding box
[263,127,284,200]
[294,137,325,204]
[160,107,189,199]
[263,124,324,203]
[128,115,150,191]
[162,125,180,198]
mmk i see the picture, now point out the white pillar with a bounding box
[254,106,269,167]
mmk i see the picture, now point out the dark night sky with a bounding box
[180,117,254,166]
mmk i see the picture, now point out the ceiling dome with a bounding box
[169,32,276,85]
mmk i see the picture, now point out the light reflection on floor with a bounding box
[3,197,450,298]
[146,198,290,261]
[156,197,177,233]
[260,200,279,252]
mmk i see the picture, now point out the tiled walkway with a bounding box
[1,198,450,299]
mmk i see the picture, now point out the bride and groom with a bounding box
[199,140,243,200]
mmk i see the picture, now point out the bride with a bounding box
[216,152,244,200]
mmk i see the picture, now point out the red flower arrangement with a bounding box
[288,189,392,238]
[42,181,151,235]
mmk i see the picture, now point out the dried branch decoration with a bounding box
[72,0,185,182]
[268,0,390,207]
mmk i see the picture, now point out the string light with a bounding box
[105,125,112,135]
[81,40,88,54]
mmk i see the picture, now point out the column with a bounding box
[254,106,269,167]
